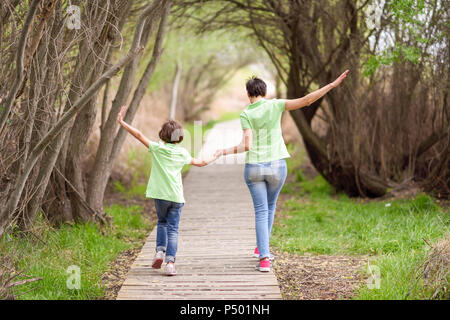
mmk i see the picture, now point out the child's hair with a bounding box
[159,120,184,144]
[246,76,267,98]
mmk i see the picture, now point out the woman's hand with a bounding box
[117,106,127,124]
[330,70,350,88]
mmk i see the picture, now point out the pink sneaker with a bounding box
[255,259,270,272]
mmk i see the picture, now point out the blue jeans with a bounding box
[244,159,287,260]
[154,199,184,263]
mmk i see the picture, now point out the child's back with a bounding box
[117,110,218,276]
[146,141,191,204]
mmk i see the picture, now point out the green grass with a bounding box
[354,250,431,300]
[113,180,147,198]
[1,204,152,300]
[272,144,449,299]
[274,177,447,255]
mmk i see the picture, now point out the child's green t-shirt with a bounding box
[146,141,192,203]
[240,98,291,163]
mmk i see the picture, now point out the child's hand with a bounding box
[214,149,224,158]
[117,106,127,124]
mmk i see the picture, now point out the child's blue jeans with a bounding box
[244,159,287,260]
[154,199,184,263]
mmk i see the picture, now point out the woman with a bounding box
[214,70,349,272]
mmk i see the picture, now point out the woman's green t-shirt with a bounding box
[146,141,192,203]
[240,98,290,164]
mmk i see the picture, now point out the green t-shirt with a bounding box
[146,141,192,203]
[240,98,290,164]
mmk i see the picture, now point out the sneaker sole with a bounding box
[255,265,270,272]
[152,258,163,269]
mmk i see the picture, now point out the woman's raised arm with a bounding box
[285,70,349,111]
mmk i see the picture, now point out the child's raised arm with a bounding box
[117,106,150,148]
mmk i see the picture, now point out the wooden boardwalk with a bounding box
[117,120,282,300]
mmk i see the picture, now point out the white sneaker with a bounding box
[165,263,176,276]
[152,251,164,269]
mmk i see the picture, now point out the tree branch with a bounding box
[0,0,41,135]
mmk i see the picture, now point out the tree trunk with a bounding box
[169,59,182,120]
[286,61,388,197]
[0,0,41,135]
[87,0,171,215]
[0,46,142,237]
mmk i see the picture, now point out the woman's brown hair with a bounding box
[159,120,184,144]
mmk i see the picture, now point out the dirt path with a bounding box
[272,250,367,300]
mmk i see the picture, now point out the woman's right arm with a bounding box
[215,128,253,157]
[117,106,150,149]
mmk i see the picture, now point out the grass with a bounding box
[113,180,147,198]
[1,204,152,300]
[271,144,449,299]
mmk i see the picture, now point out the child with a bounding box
[117,106,219,276]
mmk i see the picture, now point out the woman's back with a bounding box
[240,98,290,164]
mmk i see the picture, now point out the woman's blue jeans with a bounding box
[244,159,287,260]
[154,199,184,263]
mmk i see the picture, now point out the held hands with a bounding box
[330,70,350,88]
[193,150,222,167]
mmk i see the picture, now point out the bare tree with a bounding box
[0,0,173,236]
